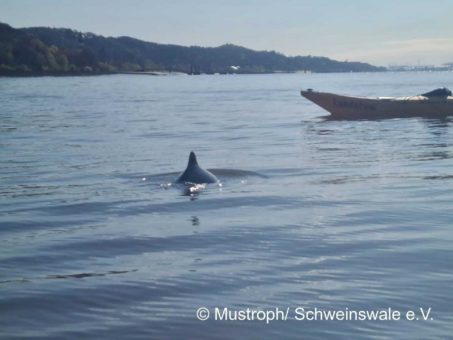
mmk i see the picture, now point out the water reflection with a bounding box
[419,118,452,160]
[180,183,206,200]
[190,216,200,226]
[324,113,453,121]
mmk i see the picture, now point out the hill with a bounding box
[0,22,385,75]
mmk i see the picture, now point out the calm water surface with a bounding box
[1,72,453,339]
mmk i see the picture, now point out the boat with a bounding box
[300,88,453,119]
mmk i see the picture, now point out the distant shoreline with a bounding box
[0,71,114,77]
[0,70,328,77]
[3,69,453,78]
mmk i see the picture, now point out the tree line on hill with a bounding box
[0,22,385,76]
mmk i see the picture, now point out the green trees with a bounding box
[0,24,74,74]
[0,22,385,76]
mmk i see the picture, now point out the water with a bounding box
[1,72,453,339]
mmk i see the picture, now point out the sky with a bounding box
[1,0,453,66]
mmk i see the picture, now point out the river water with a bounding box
[1,72,453,338]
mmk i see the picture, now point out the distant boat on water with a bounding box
[300,88,453,119]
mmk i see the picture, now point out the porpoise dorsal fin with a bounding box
[188,151,198,167]
[175,151,219,184]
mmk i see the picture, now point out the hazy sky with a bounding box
[1,0,453,66]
